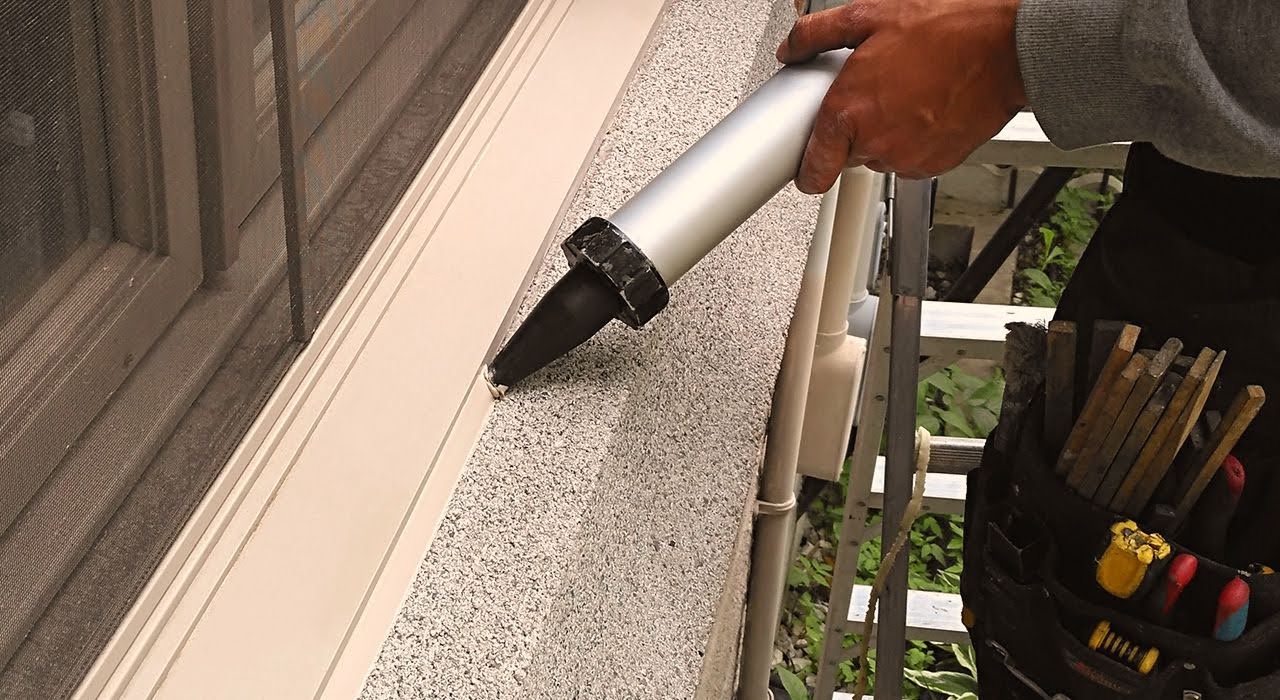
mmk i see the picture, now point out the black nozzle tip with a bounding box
[488,217,671,391]
[488,263,622,389]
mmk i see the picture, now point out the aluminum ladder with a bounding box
[811,130,1127,700]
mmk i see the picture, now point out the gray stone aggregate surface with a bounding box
[361,1,818,697]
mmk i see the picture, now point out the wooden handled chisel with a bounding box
[1044,320,1077,456]
[1067,353,1148,494]
[1058,323,1141,478]
[1123,349,1223,515]
[1172,385,1265,530]
[1083,339,1183,500]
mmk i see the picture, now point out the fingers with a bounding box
[777,3,877,64]
[795,103,853,194]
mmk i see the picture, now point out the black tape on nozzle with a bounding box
[561,217,669,329]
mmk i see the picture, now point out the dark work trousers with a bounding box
[1053,143,1280,566]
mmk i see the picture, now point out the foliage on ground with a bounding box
[904,644,980,700]
[777,170,1110,698]
[775,366,1003,698]
[917,366,1005,439]
[1016,184,1115,307]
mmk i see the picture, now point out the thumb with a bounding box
[777,4,876,64]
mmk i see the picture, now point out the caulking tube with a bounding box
[487,49,853,390]
[611,48,853,282]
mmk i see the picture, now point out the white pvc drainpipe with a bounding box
[798,167,878,481]
[738,181,837,698]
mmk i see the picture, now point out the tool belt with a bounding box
[961,408,1280,699]
[960,144,1280,699]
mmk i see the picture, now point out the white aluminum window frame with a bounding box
[75,0,669,696]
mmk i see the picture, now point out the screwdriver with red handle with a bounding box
[1215,577,1250,641]
[1145,553,1198,625]
[1185,455,1245,560]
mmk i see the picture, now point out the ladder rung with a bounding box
[921,301,1053,362]
[919,435,985,474]
[869,458,967,515]
[847,585,968,644]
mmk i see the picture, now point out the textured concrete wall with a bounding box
[362,0,816,697]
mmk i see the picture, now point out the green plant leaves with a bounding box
[971,406,999,436]
[925,373,960,396]
[1021,267,1054,290]
[778,362,1004,696]
[920,542,946,564]
[937,408,977,437]
[917,366,1005,439]
[776,666,809,700]
[903,669,979,698]
[953,644,978,677]
[1016,181,1116,309]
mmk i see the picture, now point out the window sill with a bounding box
[75,0,668,697]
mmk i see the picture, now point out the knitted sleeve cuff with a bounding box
[1015,0,1157,150]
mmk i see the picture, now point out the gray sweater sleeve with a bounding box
[1015,0,1280,177]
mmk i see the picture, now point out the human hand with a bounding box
[778,0,1027,193]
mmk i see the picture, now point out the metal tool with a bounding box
[1057,324,1140,477]
[487,49,854,389]
[1246,563,1275,577]
[1185,455,1245,560]
[875,176,933,697]
[1119,348,1217,514]
[986,641,1073,700]
[1089,620,1160,674]
[1146,553,1198,625]
[1214,577,1250,641]
[1096,519,1172,600]
[1173,386,1265,530]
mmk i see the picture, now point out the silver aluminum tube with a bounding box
[609,49,852,283]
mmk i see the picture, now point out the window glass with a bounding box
[250,0,415,148]
[0,1,529,695]
[0,1,109,328]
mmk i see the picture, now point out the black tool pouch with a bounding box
[960,144,1280,698]
[962,408,1280,699]
[1055,144,1280,564]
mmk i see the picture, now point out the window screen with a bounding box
[0,2,107,327]
[0,1,528,696]
[0,0,203,538]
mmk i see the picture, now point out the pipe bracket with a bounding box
[755,493,797,515]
